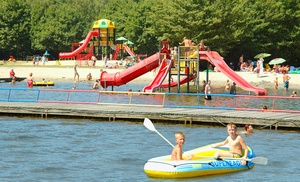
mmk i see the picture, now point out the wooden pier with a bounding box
[0,102,299,131]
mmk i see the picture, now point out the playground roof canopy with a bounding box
[116,36,127,41]
[93,19,115,29]
[124,40,134,45]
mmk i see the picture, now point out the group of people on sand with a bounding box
[172,122,253,165]
[32,55,47,67]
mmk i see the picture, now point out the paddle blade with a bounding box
[144,118,156,132]
[251,157,268,165]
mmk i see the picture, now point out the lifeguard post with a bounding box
[92,19,116,59]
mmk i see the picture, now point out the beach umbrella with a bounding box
[44,50,50,56]
[269,58,286,65]
[254,53,271,59]
[116,36,127,41]
[124,40,134,45]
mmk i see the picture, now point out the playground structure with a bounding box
[165,46,267,95]
[99,41,267,95]
[59,19,116,60]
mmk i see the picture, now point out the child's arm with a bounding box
[238,136,248,159]
[211,138,228,148]
[238,136,249,165]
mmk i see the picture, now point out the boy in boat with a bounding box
[171,132,193,161]
[211,122,248,165]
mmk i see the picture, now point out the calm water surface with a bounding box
[0,117,299,181]
[1,81,299,110]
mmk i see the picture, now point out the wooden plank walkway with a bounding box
[0,102,299,131]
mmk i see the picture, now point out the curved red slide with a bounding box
[124,45,135,56]
[59,30,98,59]
[160,75,194,88]
[100,53,159,88]
[143,59,172,92]
[200,51,267,95]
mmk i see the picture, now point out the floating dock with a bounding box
[0,102,299,131]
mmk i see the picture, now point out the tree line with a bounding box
[0,0,299,66]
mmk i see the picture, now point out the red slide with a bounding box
[143,59,172,92]
[200,51,267,95]
[112,45,120,60]
[100,53,159,88]
[160,75,194,88]
[59,30,98,59]
[124,45,135,56]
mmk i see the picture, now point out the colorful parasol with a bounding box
[269,58,286,65]
[254,53,271,59]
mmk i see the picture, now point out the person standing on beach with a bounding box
[74,64,79,81]
[283,72,291,91]
[41,55,46,66]
[91,55,97,66]
[255,61,260,78]
[258,57,264,77]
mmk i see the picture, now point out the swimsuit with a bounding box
[232,153,243,158]
[27,80,33,87]
[284,80,289,88]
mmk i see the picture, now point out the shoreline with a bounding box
[1,60,299,90]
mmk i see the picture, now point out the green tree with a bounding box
[29,0,104,57]
[0,0,31,59]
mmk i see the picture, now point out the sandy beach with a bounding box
[1,60,299,90]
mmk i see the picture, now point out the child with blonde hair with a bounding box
[212,122,248,165]
[171,132,193,160]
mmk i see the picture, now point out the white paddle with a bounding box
[143,118,174,147]
[221,156,268,165]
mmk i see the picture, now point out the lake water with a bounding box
[1,81,299,111]
[0,80,296,95]
[0,117,299,181]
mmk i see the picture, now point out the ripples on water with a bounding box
[0,117,299,181]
